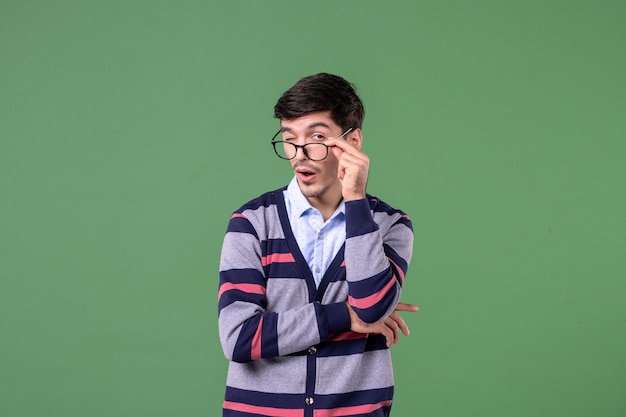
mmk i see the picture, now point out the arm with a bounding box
[344,199,413,323]
[327,134,414,324]
[218,210,351,363]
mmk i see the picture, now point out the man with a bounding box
[218,73,417,417]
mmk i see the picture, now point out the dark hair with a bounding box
[274,73,365,130]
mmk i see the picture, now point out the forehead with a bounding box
[279,110,340,133]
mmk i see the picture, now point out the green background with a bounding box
[1,1,625,416]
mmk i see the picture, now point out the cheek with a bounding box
[322,158,340,177]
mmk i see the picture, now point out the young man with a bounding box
[218,73,416,417]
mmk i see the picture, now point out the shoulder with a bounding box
[224,187,287,239]
[226,187,288,239]
[367,194,409,218]
[232,186,288,216]
[367,194,412,231]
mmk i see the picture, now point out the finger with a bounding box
[325,137,356,150]
[337,160,366,182]
[327,138,366,159]
[338,152,369,170]
[389,321,399,344]
[394,302,420,313]
[380,316,396,344]
[329,141,344,160]
[381,324,393,348]
[387,309,413,337]
[337,152,369,177]
[394,314,411,337]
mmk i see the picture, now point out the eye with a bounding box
[311,133,326,141]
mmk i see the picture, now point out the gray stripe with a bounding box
[277,302,322,355]
[266,278,308,311]
[321,281,349,304]
[382,223,414,266]
[243,205,285,241]
[219,301,263,360]
[315,350,394,394]
[220,232,263,271]
[346,233,389,282]
[227,356,308,393]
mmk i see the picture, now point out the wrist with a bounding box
[343,192,366,201]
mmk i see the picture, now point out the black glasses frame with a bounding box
[270,128,353,161]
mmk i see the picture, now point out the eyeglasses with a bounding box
[271,128,353,161]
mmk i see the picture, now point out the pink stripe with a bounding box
[231,213,247,219]
[251,316,263,360]
[223,401,303,417]
[388,258,405,284]
[348,276,397,310]
[313,400,392,417]
[340,260,346,267]
[327,331,368,342]
[261,253,295,266]
[218,282,265,300]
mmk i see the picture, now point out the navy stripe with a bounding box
[226,216,259,237]
[261,238,303,278]
[349,268,396,299]
[314,386,394,409]
[220,268,265,285]
[264,264,301,279]
[274,190,317,299]
[346,199,379,239]
[261,312,279,358]
[384,244,408,287]
[305,353,316,417]
[262,238,292,257]
[315,245,346,299]
[218,290,266,312]
[218,268,266,311]
[231,314,263,362]
[225,386,303,408]
[315,335,388,357]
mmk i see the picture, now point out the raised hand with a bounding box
[326,134,369,201]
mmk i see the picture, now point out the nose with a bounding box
[293,144,308,161]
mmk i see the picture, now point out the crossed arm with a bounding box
[348,302,419,348]
[330,133,419,345]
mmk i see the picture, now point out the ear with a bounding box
[348,128,363,149]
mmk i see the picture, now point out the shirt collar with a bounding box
[286,176,345,220]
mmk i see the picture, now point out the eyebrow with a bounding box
[280,122,332,133]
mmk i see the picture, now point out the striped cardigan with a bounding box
[218,186,413,417]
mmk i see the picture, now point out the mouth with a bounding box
[294,166,318,182]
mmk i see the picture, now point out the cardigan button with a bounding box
[305,397,314,406]
[307,346,317,354]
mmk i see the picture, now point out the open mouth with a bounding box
[296,168,317,182]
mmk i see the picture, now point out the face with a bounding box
[278,111,345,205]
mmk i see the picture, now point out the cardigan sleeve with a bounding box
[344,197,414,323]
[218,210,351,363]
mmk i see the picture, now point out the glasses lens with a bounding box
[273,142,295,159]
[272,142,329,161]
[303,143,328,161]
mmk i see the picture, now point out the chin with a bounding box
[299,183,327,199]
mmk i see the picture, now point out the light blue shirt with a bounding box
[284,177,346,287]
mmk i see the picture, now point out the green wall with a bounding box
[1,1,624,416]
